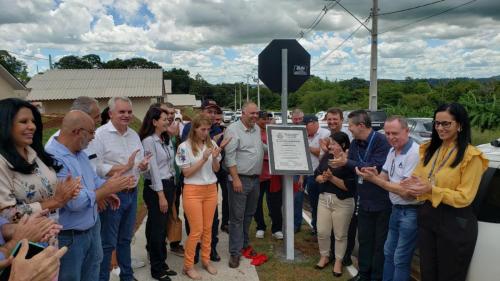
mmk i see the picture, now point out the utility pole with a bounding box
[239,83,242,110]
[246,75,249,102]
[49,54,53,70]
[369,0,378,111]
[256,77,261,109]
[234,84,237,111]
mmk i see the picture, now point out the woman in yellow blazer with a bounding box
[402,103,488,281]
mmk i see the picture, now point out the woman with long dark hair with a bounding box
[314,131,356,277]
[402,102,488,281]
[0,98,80,222]
[176,114,222,280]
[139,107,177,281]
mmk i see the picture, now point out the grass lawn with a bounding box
[249,196,351,281]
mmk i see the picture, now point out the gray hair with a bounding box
[385,115,409,129]
[108,97,132,112]
[242,101,257,113]
[71,96,98,115]
[292,108,304,117]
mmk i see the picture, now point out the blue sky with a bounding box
[1,0,499,84]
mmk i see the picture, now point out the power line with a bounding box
[379,0,477,35]
[331,0,371,32]
[312,15,371,67]
[298,1,340,39]
[378,0,445,16]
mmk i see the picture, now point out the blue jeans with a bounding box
[306,175,319,232]
[293,176,304,231]
[383,205,418,281]
[58,218,103,281]
[99,189,138,281]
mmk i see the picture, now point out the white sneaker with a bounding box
[272,231,284,240]
[256,230,265,239]
[111,267,120,276]
[131,258,146,269]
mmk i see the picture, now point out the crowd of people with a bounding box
[0,94,489,281]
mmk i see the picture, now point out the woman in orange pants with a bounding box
[175,114,224,280]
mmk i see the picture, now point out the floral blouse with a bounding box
[0,146,57,222]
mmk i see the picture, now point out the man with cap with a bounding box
[181,99,225,262]
[304,115,330,235]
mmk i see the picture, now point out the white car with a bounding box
[223,111,234,123]
[467,138,500,281]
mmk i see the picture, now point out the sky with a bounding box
[1,0,499,84]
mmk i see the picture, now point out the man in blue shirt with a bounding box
[46,110,134,281]
[331,110,391,281]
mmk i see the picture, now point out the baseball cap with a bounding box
[303,115,318,124]
[201,99,221,112]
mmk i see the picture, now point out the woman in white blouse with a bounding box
[139,107,178,281]
[175,114,222,280]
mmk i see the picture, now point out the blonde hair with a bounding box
[188,114,214,156]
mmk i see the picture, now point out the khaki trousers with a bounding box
[317,193,355,259]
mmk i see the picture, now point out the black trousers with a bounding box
[170,180,182,248]
[358,208,391,281]
[254,180,283,233]
[144,178,175,277]
[217,169,229,227]
[418,201,478,281]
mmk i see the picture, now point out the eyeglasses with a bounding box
[79,128,95,135]
[433,120,454,129]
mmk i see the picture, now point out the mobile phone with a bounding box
[0,241,46,280]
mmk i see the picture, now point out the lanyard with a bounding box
[357,132,376,162]
[427,145,456,181]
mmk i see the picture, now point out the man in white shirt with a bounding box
[90,97,150,281]
[303,115,331,235]
[356,116,420,281]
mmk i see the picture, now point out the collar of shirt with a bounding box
[105,121,131,136]
[237,120,256,133]
[355,130,375,147]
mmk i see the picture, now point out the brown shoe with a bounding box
[202,262,218,275]
[228,255,240,268]
[182,268,202,280]
[170,244,185,257]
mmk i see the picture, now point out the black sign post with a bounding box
[258,39,310,260]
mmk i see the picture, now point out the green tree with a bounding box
[163,68,192,94]
[81,54,103,68]
[0,50,29,83]
[54,55,92,69]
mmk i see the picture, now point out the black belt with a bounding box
[60,228,91,236]
[393,204,420,209]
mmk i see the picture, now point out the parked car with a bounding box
[223,110,234,123]
[316,111,326,122]
[368,110,387,131]
[270,112,283,123]
[407,118,432,144]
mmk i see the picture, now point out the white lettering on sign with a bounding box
[293,65,308,76]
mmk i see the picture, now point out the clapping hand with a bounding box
[212,147,222,159]
[323,168,334,181]
[138,151,152,171]
[329,151,347,168]
[203,148,213,161]
[316,174,326,184]
[167,121,180,137]
[355,166,378,181]
[402,176,432,197]
[53,175,81,208]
